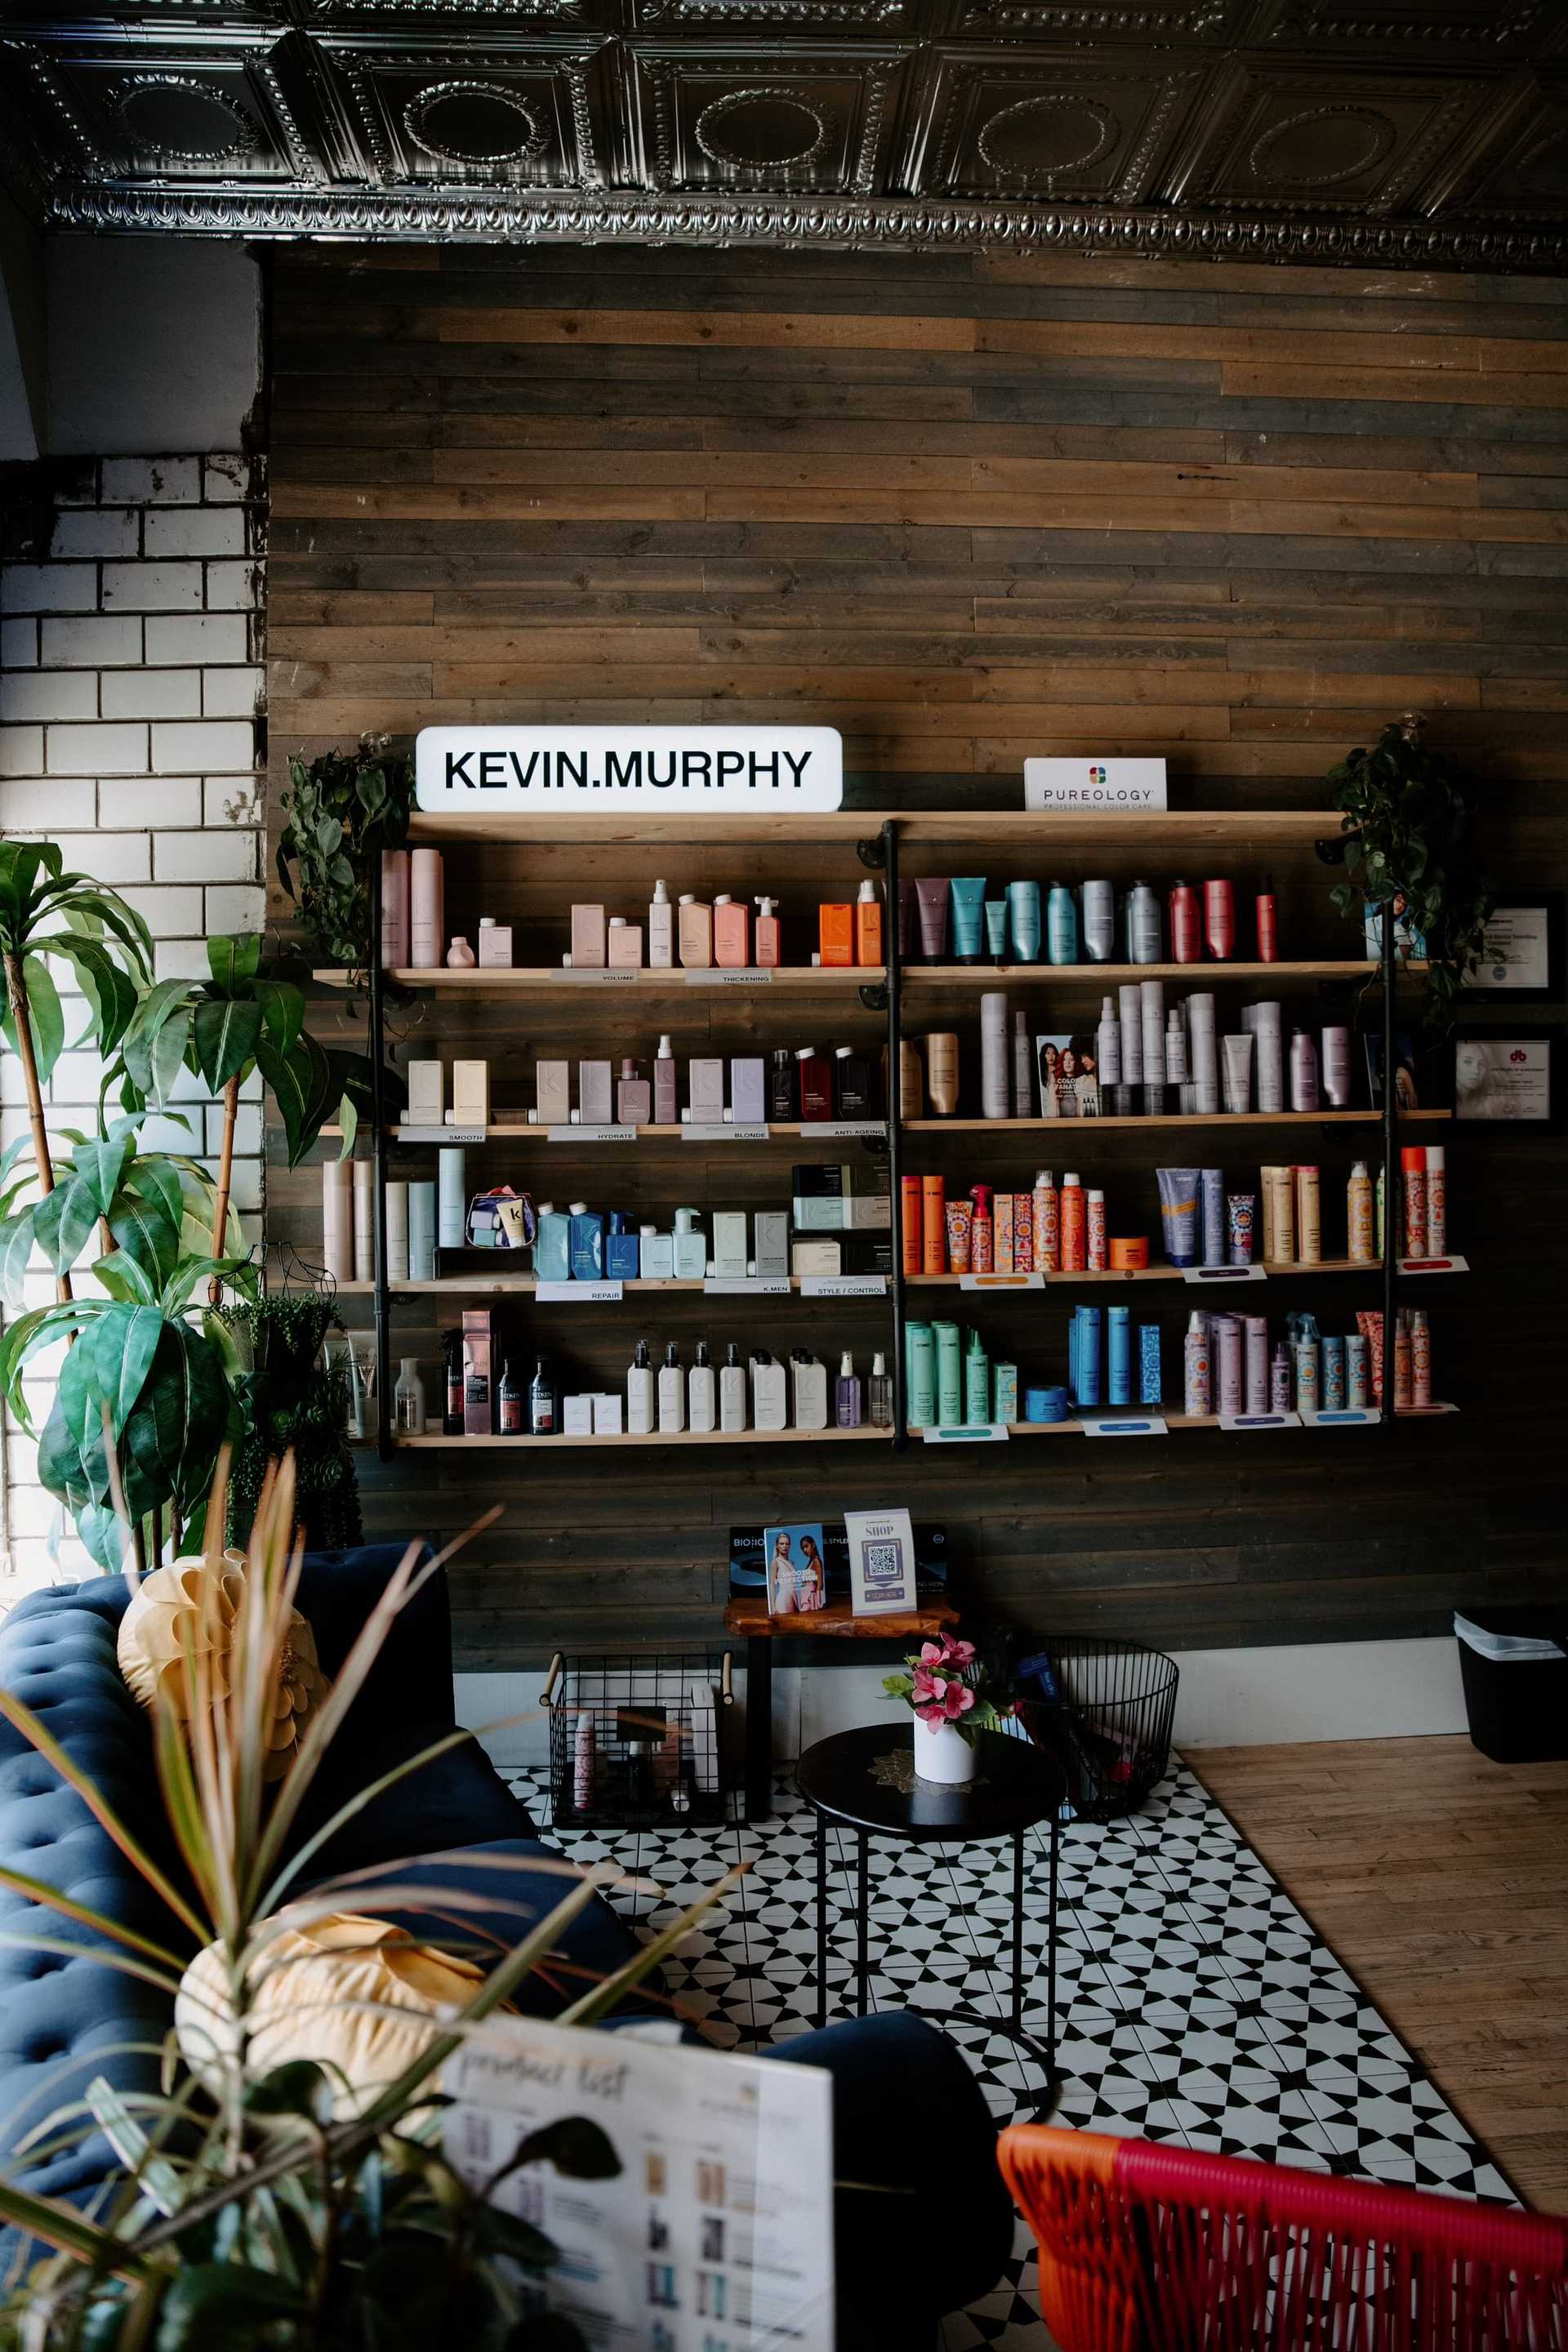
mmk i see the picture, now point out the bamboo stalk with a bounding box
[208,1072,241,1307]
[3,949,69,1306]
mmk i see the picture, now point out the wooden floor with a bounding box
[1191,1736,1568,2214]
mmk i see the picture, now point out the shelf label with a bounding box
[1082,1414,1168,1437]
[800,1276,888,1298]
[682,1124,772,1143]
[684,967,775,987]
[1399,1400,1460,1415]
[1299,1407,1382,1428]
[397,1125,488,1146]
[552,969,643,985]
[703,1277,791,1296]
[1218,1410,1301,1431]
[545,1125,639,1144]
[1183,1264,1267,1285]
[960,1272,1044,1292]
[798,1121,886,1141]
[1399,1255,1468,1276]
[922,1423,1009,1444]
[533,1281,625,1303]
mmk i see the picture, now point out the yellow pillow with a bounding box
[176,1914,488,2120]
[117,1556,329,1782]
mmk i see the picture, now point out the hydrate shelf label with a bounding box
[799,1276,888,1298]
[1081,1414,1169,1437]
[960,1272,1044,1292]
[682,1124,771,1143]
[799,1121,886,1141]
[546,1125,639,1144]
[684,969,774,987]
[533,1281,625,1303]
[703,1277,792,1296]
[922,1423,1009,1444]
[1183,1265,1267,1285]
[1218,1411,1301,1431]
[398,1125,488,1146]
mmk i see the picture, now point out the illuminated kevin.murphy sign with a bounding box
[416,727,844,814]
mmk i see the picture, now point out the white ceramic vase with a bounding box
[913,1718,976,1787]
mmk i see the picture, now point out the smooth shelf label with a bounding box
[545,1125,639,1144]
[800,1276,888,1298]
[1218,1410,1302,1431]
[703,1276,792,1296]
[682,1123,771,1143]
[960,1272,1045,1292]
[1183,1264,1267,1284]
[1082,1414,1169,1437]
[922,1423,1009,1444]
[799,1121,887,1141]
[1399,1255,1469,1275]
[398,1125,488,1145]
[533,1281,625,1303]
[684,968,774,987]
[552,969,643,985]
[1299,1407,1382,1427]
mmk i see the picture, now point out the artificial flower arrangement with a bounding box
[883,1633,1013,1744]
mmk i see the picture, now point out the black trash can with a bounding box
[1455,1608,1568,1764]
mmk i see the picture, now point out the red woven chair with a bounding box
[999,2123,1568,2350]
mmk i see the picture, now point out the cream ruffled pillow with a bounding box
[176,1914,488,2119]
[117,1555,329,1783]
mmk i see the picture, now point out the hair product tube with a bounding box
[408,1180,436,1284]
[1216,1315,1244,1414]
[1187,994,1221,1115]
[1244,1315,1268,1412]
[1032,1170,1059,1273]
[933,1321,963,1423]
[1007,880,1042,964]
[1074,1307,1102,1407]
[950,877,987,963]
[1119,984,1144,1088]
[964,1329,991,1427]
[385,1179,409,1284]
[1165,1009,1190,1089]
[322,1160,353,1282]
[1265,1163,1294,1264]
[1012,1009,1034,1116]
[1200,1167,1226,1267]
[1222,1032,1254,1115]
[984,900,1008,960]
[1321,1025,1352,1109]
[944,1197,973,1274]
[1347,1161,1375,1263]
[921,1174,947,1275]
[1347,1331,1369,1409]
[1424,1145,1446,1255]
[1183,1312,1212,1417]
[981,992,1010,1120]
[913,876,951,960]
[410,849,444,970]
[1289,1029,1320,1114]
[1227,1192,1256,1267]
[352,1160,374,1279]
[1295,1164,1321,1264]
[1322,1334,1347,1410]
[1107,1305,1132,1405]
[925,1033,960,1115]
[1157,1166,1201,1267]
[906,1322,935,1429]
[1401,1145,1427,1260]
[1140,980,1167,1094]
[901,1176,924,1277]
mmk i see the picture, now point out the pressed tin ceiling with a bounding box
[1,2,1566,268]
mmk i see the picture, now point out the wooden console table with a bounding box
[723,1594,960,1821]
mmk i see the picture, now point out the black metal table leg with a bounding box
[1012,1829,1025,2036]
[855,1831,870,2018]
[815,1810,827,2032]
[745,1634,772,1822]
[1047,1809,1060,2081]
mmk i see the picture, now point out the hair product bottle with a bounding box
[648,879,674,969]
[627,1340,655,1436]
[688,1340,716,1434]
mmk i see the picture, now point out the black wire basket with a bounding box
[1011,1637,1178,1824]
[545,1650,734,1830]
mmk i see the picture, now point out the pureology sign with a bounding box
[416,726,844,813]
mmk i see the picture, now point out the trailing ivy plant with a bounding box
[1326,715,1493,1030]
[0,1122,255,1569]
[276,733,416,972]
[222,1290,362,1552]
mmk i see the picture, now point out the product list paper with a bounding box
[444,2015,835,2350]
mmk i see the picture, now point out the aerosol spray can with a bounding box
[1183,1311,1212,1418]
[1411,1308,1432,1407]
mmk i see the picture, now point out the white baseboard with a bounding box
[454,1636,1468,1776]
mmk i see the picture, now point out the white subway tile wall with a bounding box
[0,454,265,1590]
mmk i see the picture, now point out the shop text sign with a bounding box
[416,726,843,814]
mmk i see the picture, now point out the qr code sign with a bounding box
[865,1540,903,1586]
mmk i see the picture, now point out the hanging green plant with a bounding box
[1325,714,1494,1030]
[222,1290,363,1552]
[276,733,416,973]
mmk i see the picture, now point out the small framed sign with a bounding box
[1452,1031,1559,1128]
[1463,896,1564,1003]
[1024,757,1166,814]
[844,1508,918,1615]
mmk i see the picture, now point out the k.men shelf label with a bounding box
[416,726,844,813]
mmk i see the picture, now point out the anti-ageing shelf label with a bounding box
[799,1121,886,1141]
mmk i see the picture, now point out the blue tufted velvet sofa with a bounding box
[0,1545,1013,2345]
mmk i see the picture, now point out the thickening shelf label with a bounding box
[416,726,843,813]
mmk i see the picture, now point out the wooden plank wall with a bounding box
[266,243,1567,1672]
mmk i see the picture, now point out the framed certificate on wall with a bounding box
[1463,898,1563,1002]
[1452,1032,1559,1128]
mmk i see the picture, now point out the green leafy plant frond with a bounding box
[276,736,416,974]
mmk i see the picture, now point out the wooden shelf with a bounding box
[407,809,1344,850]
[904,1110,1452,1133]
[314,965,884,993]
[904,960,1408,987]
[332,1275,884,1297]
[388,1425,889,1450]
[724,1595,957,1640]
[906,1258,1383,1285]
[381,1121,885,1144]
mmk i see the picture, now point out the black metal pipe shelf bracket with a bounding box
[368,856,392,1462]
[882,818,908,1453]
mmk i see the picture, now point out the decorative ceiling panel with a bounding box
[1,0,1566,270]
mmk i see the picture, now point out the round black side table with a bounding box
[795,1724,1066,2110]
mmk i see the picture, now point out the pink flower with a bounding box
[910,1666,945,1708]
[917,1642,947,1668]
[915,1699,948,1726]
[941,1637,977,1669]
[939,1680,976,1722]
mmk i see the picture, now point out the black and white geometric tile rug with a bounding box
[505,1757,1517,2350]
